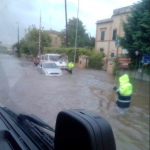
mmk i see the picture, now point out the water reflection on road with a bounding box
[0,54,149,150]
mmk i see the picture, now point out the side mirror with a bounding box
[54,109,116,150]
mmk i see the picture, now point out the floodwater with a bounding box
[0,54,149,150]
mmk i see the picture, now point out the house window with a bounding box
[101,31,105,41]
[100,48,103,52]
[112,29,117,40]
[111,53,115,58]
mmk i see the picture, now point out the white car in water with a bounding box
[37,62,63,76]
[40,54,68,70]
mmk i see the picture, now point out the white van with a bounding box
[40,54,68,69]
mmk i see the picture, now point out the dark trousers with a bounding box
[67,69,72,74]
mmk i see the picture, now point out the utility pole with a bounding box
[74,0,79,64]
[65,0,68,47]
[39,11,41,57]
[16,22,20,56]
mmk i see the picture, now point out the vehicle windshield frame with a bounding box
[49,55,63,62]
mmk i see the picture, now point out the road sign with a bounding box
[115,39,119,48]
[119,64,129,68]
[119,58,131,68]
[119,58,131,62]
[142,54,150,64]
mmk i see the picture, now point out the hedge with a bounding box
[43,47,104,69]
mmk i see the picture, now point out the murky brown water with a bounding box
[0,54,149,150]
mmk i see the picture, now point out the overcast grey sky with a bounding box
[0,0,139,45]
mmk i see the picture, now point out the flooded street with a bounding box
[0,54,149,150]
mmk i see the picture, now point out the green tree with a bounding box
[59,18,94,48]
[119,0,150,58]
[20,25,51,56]
[88,36,95,49]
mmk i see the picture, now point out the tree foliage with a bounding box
[19,25,51,56]
[59,18,95,49]
[119,0,150,58]
[89,52,103,69]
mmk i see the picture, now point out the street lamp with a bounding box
[134,51,139,78]
[135,51,139,56]
[16,22,20,57]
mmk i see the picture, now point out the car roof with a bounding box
[42,62,56,64]
[45,54,60,56]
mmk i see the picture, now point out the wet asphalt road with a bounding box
[0,54,149,150]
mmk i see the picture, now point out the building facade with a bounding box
[44,30,62,48]
[95,6,131,72]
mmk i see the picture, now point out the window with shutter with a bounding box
[111,53,114,57]
[112,29,117,40]
[101,31,105,41]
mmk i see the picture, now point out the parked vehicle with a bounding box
[9,51,14,55]
[40,54,68,69]
[37,62,63,76]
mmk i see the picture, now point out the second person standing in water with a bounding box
[67,61,74,74]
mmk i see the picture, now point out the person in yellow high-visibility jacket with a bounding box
[67,62,74,74]
[113,74,133,114]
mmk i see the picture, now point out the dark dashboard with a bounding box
[0,108,39,150]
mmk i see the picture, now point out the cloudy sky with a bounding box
[0,0,139,45]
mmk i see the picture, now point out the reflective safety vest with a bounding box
[114,74,133,108]
[68,62,74,69]
[119,74,132,95]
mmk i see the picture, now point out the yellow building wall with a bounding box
[96,41,109,54]
[96,23,112,41]
[108,41,122,57]
[120,14,128,37]
[96,13,129,58]
[50,34,61,48]
[95,6,131,72]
